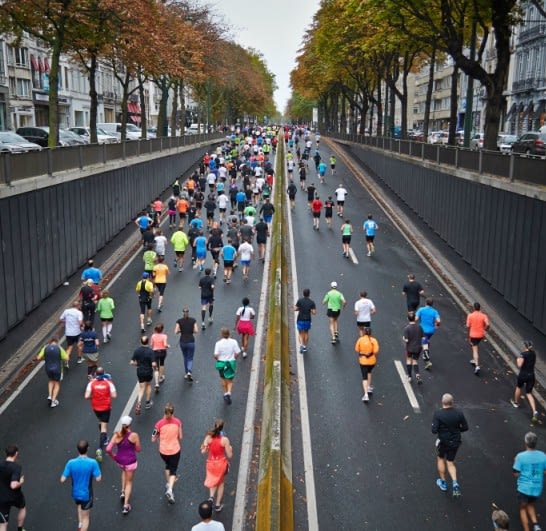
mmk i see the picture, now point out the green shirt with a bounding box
[143,250,157,271]
[342,224,352,236]
[96,297,115,319]
[323,289,345,311]
[170,230,189,252]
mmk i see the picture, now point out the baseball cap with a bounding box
[142,272,149,279]
[121,415,132,426]
[331,281,337,288]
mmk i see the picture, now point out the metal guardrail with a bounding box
[0,133,224,185]
[330,132,545,186]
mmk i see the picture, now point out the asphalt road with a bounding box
[0,136,544,531]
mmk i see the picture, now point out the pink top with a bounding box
[151,333,168,351]
[155,417,182,455]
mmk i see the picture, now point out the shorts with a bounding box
[219,208,226,213]
[240,259,250,267]
[297,320,312,331]
[517,374,535,394]
[100,317,113,323]
[517,491,539,505]
[223,260,234,268]
[45,369,62,382]
[175,250,185,257]
[0,494,26,523]
[136,370,153,383]
[342,235,351,244]
[201,297,214,306]
[84,352,99,363]
[359,364,375,379]
[93,409,111,423]
[263,215,272,223]
[210,250,220,262]
[326,309,340,319]
[436,443,459,462]
[406,350,421,361]
[75,496,93,510]
[357,321,371,328]
[160,451,181,476]
[66,335,80,346]
[312,212,321,218]
[422,332,435,344]
[139,300,152,314]
[337,200,344,206]
[256,237,267,245]
[469,337,483,346]
[153,350,167,366]
[155,283,166,295]
[168,209,177,217]
[118,461,138,472]
[206,211,215,219]
[236,320,255,336]
[178,212,186,219]
[366,235,375,243]
[325,211,333,219]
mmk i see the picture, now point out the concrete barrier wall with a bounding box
[346,143,546,335]
[0,144,215,341]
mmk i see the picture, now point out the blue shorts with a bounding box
[297,320,311,331]
[240,259,250,266]
[422,332,435,344]
[264,215,272,223]
[196,251,206,259]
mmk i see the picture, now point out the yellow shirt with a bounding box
[153,263,169,284]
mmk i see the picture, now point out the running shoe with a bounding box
[223,394,229,403]
[146,319,152,326]
[532,524,542,531]
[107,333,112,341]
[452,483,461,498]
[187,372,193,382]
[157,306,162,313]
[510,399,520,408]
[159,375,165,383]
[299,345,305,354]
[242,351,247,358]
[331,337,336,344]
[140,328,145,334]
[202,322,206,330]
[416,374,423,385]
[165,489,175,504]
[362,393,369,403]
[368,386,374,394]
[407,376,412,383]
[120,491,125,503]
[474,365,481,375]
[532,412,539,424]
[95,449,103,462]
[145,400,153,409]
[436,479,448,492]
[215,504,224,513]
[424,361,432,370]
[47,396,52,406]
[209,317,213,325]
[469,359,476,365]
[334,331,339,338]
[122,504,131,514]
[154,384,160,393]
[226,394,232,405]
[367,252,371,257]
[77,358,84,364]
[50,399,59,408]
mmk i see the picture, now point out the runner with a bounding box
[191,500,226,530]
[329,155,337,175]
[96,290,115,343]
[84,367,117,460]
[323,196,334,229]
[511,340,540,424]
[105,416,141,515]
[354,291,376,334]
[79,279,98,324]
[235,297,255,359]
[79,321,100,380]
[130,336,156,415]
[0,445,26,531]
[81,259,102,285]
[403,312,424,384]
[135,211,153,235]
[355,327,380,403]
[207,225,224,278]
[194,230,208,272]
[322,282,347,344]
[151,403,183,505]
[220,239,237,284]
[294,288,316,353]
[254,218,269,263]
[287,180,297,209]
[174,308,198,382]
[154,229,168,258]
[142,246,157,277]
[298,163,307,191]
[135,272,154,333]
[311,195,323,230]
[416,298,441,370]
[198,269,215,330]
[340,219,353,258]
[60,300,84,365]
[200,419,233,514]
[334,183,348,217]
[152,255,169,312]
[363,214,378,256]
[466,302,490,376]
[36,337,68,408]
[402,274,425,312]
[176,195,190,229]
[307,183,316,210]
[170,227,189,272]
[237,239,254,281]
[150,323,170,392]
[60,440,102,531]
[259,197,275,230]
[213,328,241,404]
[167,197,177,229]
[318,160,327,184]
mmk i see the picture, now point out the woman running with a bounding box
[106,415,141,514]
[201,419,233,513]
[150,323,170,392]
[340,219,353,258]
[235,297,255,359]
[79,321,100,380]
[96,290,115,343]
[214,328,241,405]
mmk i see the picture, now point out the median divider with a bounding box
[255,138,294,530]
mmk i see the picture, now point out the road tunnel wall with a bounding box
[346,143,546,336]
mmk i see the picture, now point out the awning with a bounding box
[522,101,534,118]
[505,102,516,121]
[30,55,39,72]
[127,102,141,115]
[38,57,44,73]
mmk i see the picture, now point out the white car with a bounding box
[0,131,42,153]
[69,126,118,144]
[427,131,443,144]
[497,134,517,154]
[470,132,484,150]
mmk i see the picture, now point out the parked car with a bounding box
[61,129,88,145]
[497,134,518,154]
[0,131,42,153]
[16,126,82,147]
[427,131,442,144]
[97,123,142,140]
[470,132,484,150]
[69,126,118,144]
[511,131,546,157]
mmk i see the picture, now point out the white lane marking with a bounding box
[394,360,421,413]
[232,161,277,531]
[287,166,319,530]
[0,362,44,415]
[113,383,140,432]
[348,248,359,264]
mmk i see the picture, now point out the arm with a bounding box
[223,436,234,459]
[174,322,180,335]
[201,435,211,454]
[193,323,199,334]
[130,432,142,453]
[459,412,469,433]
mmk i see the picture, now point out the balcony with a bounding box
[518,23,546,43]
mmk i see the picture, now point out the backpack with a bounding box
[138,280,151,303]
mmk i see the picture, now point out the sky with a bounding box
[210,0,321,114]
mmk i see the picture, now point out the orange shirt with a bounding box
[153,200,162,213]
[355,335,379,366]
[176,198,189,213]
[155,417,182,455]
[466,311,489,338]
[186,179,195,191]
[153,263,169,284]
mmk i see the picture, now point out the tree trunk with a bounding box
[48,37,62,147]
[179,81,186,134]
[88,53,98,144]
[157,77,169,138]
[138,75,147,139]
[424,47,436,139]
[448,65,459,145]
[170,80,179,137]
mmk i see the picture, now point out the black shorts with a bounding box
[210,250,220,262]
[160,451,181,476]
[100,318,113,323]
[178,212,186,220]
[155,283,166,295]
[326,309,340,319]
[406,350,421,361]
[45,369,62,382]
[175,250,185,257]
[223,260,234,268]
[206,211,215,219]
[137,370,153,383]
[342,235,351,244]
[139,300,152,313]
[312,212,321,218]
[201,297,214,306]
[469,337,483,346]
[256,237,266,245]
[517,491,539,505]
[436,443,459,462]
[337,200,345,206]
[154,350,167,366]
[366,235,375,243]
[75,496,93,510]
[359,364,375,379]
[357,321,371,328]
[66,335,80,346]
[93,409,111,423]
[0,493,25,522]
[517,374,535,394]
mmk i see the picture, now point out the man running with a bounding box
[60,300,83,365]
[354,291,376,335]
[311,195,323,230]
[416,298,441,370]
[36,337,68,408]
[403,312,424,384]
[152,255,169,312]
[254,218,269,263]
[322,282,346,344]
[170,227,189,272]
[0,445,27,531]
[81,259,102,285]
[294,288,317,353]
[402,274,424,312]
[198,269,215,330]
[334,184,348,217]
[363,214,378,256]
[135,273,154,333]
[324,196,334,229]
[287,180,297,209]
[237,239,254,281]
[220,239,237,284]
[511,341,540,424]
[466,302,490,376]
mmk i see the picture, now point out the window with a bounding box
[16,78,31,97]
[14,47,29,67]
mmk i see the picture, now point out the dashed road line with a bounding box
[348,248,359,264]
[394,360,421,413]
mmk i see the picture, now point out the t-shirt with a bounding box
[96,297,115,319]
[324,200,334,214]
[199,276,215,299]
[171,231,189,252]
[335,187,348,201]
[150,333,169,351]
[295,297,316,321]
[214,337,241,361]
[311,199,323,213]
[153,263,169,284]
[143,250,157,271]
[323,289,345,311]
[195,236,207,254]
[222,245,236,261]
[155,417,182,455]
[177,317,196,343]
[191,521,226,531]
[402,281,423,307]
[81,267,102,285]
[514,450,546,497]
[131,346,154,372]
[37,343,67,372]
[363,219,378,236]
[0,459,22,503]
[354,298,375,322]
[255,222,268,240]
[217,195,229,209]
[416,306,440,334]
[238,242,254,261]
[60,308,83,336]
[135,280,154,301]
[80,330,98,354]
[466,311,489,339]
[403,322,424,353]
[236,305,255,321]
[154,235,168,256]
[519,349,537,377]
[62,456,101,501]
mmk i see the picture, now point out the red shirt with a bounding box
[311,199,323,213]
[466,311,489,339]
[87,378,116,411]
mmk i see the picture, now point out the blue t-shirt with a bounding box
[514,450,546,497]
[81,267,102,284]
[138,216,151,230]
[222,245,236,261]
[416,306,440,335]
[62,456,101,501]
[195,236,207,254]
[318,162,327,175]
[363,219,378,236]
[236,191,246,204]
[190,218,203,230]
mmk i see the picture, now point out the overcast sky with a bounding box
[211,0,321,114]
